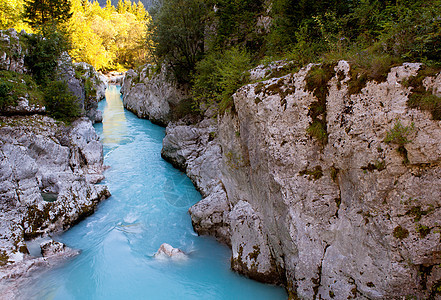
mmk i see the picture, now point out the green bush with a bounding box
[44,80,80,121]
[24,29,69,85]
[405,67,441,120]
[0,81,15,109]
[384,121,414,146]
[0,70,44,110]
[193,47,251,114]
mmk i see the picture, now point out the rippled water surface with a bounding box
[24,86,287,299]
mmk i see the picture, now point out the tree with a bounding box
[24,0,72,30]
[150,0,208,83]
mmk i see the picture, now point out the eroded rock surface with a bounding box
[161,119,231,245]
[121,64,187,126]
[154,243,187,260]
[0,115,110,271]
[164,61,441,299]
[0,29,26,73]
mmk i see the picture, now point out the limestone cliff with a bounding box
[0,115,110,271]
[162,61,441,299]
[121,64,187,126]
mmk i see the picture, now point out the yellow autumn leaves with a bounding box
[0,0,152,71]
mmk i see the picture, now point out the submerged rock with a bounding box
[154,243,187,260]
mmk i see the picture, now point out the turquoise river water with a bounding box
[22,86,287,299]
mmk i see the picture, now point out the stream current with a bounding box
[23,86,287,299]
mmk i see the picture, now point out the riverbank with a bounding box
[122,61,441,298]
[14,85,286,299]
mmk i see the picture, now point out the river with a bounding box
[21,86,286,299]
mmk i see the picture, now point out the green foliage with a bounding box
[378,0,441,65]
[393,225,409,239]
[193,47,251,114]
[405,66,441,120]
[384,121,414,146]
[44,80,80,121]
[171,97,200,122]
[213,0,265,53]
[0,0,31,31]
[0,81,15,109]
[304,64,335,144]
[347,53,402,95]
[0,70,43,110]
[68,0,151,71]
[330,166,339,182]
[217,48,251,110]
[149,0,208,83]
[299,165,323,181]
[23,0,72,30]
[24,29,68,85]
[415,224,431,238]
[406,205,433,223]
[265,0,441,71]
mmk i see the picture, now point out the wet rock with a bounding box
[189,185,230,245]
[154,243,187,260]
[40,240,66,257]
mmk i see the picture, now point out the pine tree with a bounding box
[123,0,132,14]
[116,0,124,13]
[24,0,72,29]
[134,1,147,20]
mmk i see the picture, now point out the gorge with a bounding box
[16,86,287,299]
[122,61,441,299]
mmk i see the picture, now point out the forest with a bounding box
[1,0,440,117]
[0,0,150,70]
[148,0,441,114]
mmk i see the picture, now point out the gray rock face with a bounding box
[106,71,124,85]
[2,98,45,115]
[161,119,231,245]
[57,57,107,123]
[121,64,187,126]
[164,61,441,299]
[0,29,26,73]
[0,115,110,270]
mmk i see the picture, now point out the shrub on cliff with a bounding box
[0,70,43,111]
[24,29,69,85]
[44,80,80,121]
[193,47,251,113]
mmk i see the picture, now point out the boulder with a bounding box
[154,243,187,260]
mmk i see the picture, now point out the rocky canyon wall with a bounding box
[162,61,441,299]
[121,64,188,126]
[0,29,110,291]
[123,60,441,298]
